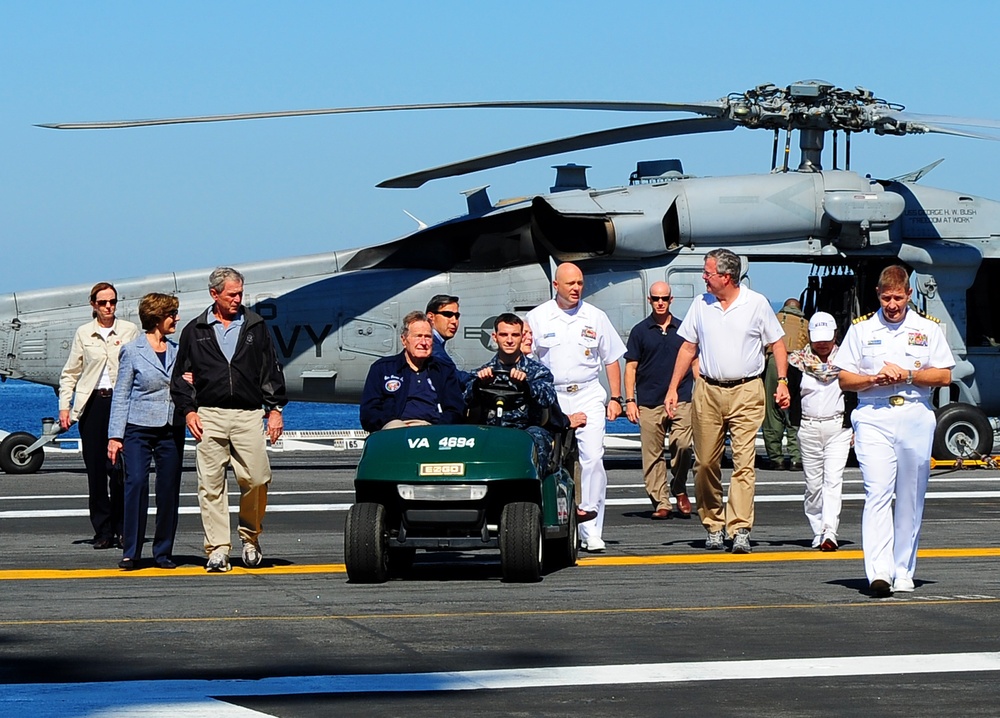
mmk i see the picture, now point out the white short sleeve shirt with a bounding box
[526,299,626,386]
[677,287,784,381]
[834,308,955,403]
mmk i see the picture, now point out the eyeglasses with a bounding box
[702,272,724,279]
[95,299,118,307]
[649,295,672,303]
[435,310,461,319]
[167,310,179,318]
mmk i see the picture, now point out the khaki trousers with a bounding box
[195,407,272,555]
[638,402,694,510]
[692,379,765,535]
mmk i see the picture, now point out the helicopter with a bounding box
[1,79,998,473]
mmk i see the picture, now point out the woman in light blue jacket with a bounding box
[108,293,185,570]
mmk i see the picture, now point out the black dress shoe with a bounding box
[93,537,116,550]
[118,557,137,571]
[870,578,892,598]
[155,558,177,570]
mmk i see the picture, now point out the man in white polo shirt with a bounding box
[665,249,790,553]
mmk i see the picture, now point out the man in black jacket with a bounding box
[171,267,287,573]
[360,311,464,432]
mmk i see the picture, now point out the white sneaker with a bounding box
[731,528,752,554]
[893,576,915,593]
[581,536,605,553]
[242,540,263,568]
[705,528,725,551]
[811,534,822,549]
[206,549,231,573]
[820,532,838,552]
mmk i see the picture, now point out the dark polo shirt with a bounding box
[624,314,693,407]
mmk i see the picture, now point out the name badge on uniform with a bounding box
[908,332,928,346]
[581,327,597,340]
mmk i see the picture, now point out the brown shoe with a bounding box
[675,493,692,516]
[651,508,671,520]
[576,508,598,523]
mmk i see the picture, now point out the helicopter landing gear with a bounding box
[933,403,994,461]
[0,431,45,474]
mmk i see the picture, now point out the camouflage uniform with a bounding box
[763,303,810,467]
[466,354,566,473]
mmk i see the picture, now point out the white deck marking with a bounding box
[5,489,1000,519]
[3,651,999,717]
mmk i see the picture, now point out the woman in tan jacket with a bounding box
[58,282,139,549]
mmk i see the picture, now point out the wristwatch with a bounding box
[906,370,914,385]
[625,398,636,404]
[610,396,624,406]
[777,376,788,385]
[267,405,284,413]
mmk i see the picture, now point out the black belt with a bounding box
[93,388,113,398]
[701,375,761,388]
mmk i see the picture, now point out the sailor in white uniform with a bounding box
[527,263,626,553]
[834,265,954,597]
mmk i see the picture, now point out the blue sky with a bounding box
[4,1,1000,297]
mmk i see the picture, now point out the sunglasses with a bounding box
[94,299,118,307]
[435,310,461,319]
[649,295,672,302]
[167,310,179,318]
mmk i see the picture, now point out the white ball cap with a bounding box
[808,312,837,342]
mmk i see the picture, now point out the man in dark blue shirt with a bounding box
[624,281,697,519]
[360,311,465,432]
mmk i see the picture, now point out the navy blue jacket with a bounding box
[360,351,465,432]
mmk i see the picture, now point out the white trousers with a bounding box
[797,417,851,538]
[852,401,935,584]
[557,381,607,543]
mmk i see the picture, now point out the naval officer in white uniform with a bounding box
[527,262,626,553]
[834,265,954,597]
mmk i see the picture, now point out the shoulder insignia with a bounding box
[852,312,875,324]
[915,308,941,323]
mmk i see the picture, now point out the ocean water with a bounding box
[0,379,638,437]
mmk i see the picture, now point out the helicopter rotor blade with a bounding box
[377,117,739,189]
[887,111,1000,131]
[37,100,727,130]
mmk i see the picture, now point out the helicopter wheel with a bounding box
[933,403,994,461]
[0,432,45,475]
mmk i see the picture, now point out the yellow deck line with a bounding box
[1,597,998,629]
[2,547,999,581]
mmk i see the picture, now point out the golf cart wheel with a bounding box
[0,432,44,475]
[933,403,993,460]
[500,501,543,583]
[344,502,389,583]
[544,500,578,572]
